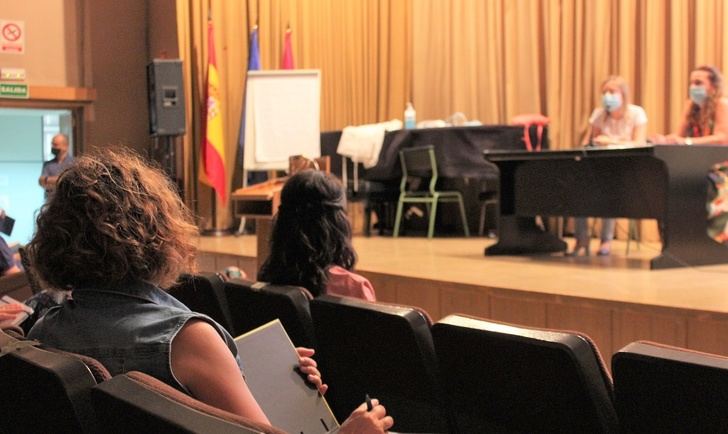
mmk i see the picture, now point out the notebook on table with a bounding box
[234,319,339,434]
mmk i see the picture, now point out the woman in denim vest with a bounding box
[27,149,392,433]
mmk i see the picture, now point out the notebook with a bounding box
[234,319,339,434]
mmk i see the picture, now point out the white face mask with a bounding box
[602,92,623,113]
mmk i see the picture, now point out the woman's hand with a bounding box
[0,303,27,322]
[339,398,394,434]
[592,135,613,146]
[296,347,328,395]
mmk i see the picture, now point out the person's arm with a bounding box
[692,98,728,145]
[171,319,271,424]
[629,122,648,146]
[661,99,728,145]
[581,124,596,146]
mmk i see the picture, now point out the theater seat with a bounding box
[169,273,235,333]
[224,279,316,348]
[431,314,618,433]
[92,371,285,434]
[310,295,453,433]
[0,329,105,433]
[613,341,728,432]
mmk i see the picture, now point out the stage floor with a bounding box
[197,234,728,315]
[197,234,728,359]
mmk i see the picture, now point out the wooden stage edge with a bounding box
[196,234,728,363]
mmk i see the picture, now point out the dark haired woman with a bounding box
[259,170,376,301]
[27,149,392,433]
[653,65,728,145]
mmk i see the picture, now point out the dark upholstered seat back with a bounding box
[169,273,235,333]
[613,341,728,433]
[432,314,618,433]
[0,329,102,433]
[311,294,452,433]
[224,279,316,348]
[92,371,285,434]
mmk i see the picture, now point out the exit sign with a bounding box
[0,82,28,98]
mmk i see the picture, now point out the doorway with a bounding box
[0,107,74,245]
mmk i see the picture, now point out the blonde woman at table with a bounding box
[651,65,728,146]
[571,76,648,256]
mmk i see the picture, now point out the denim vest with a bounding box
[27,281,242,392]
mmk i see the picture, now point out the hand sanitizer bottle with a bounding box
[404,102,416,129]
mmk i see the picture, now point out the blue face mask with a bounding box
[689,85,708,105]
[602,92,622,113]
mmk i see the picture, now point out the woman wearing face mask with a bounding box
[571,76,648,256]
[654,65,728,145]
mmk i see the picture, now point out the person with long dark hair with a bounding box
[259,170,376,301]
[653,65,728,145]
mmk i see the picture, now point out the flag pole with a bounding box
[201,1,231,236]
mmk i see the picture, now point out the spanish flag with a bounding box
[201,19,227,205]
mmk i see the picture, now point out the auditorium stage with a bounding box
[196,234,728,364]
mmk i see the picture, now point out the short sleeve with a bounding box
[40,161,51,177]
[326,266,377,301]
[631,105,648,126]
[588,107,605,127]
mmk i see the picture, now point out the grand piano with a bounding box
[484,145,728,269]
[321,125,541,232]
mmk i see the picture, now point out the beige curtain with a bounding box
[177,0,411,229]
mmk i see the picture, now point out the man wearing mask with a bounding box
[38,133,74,199]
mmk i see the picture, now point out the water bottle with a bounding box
[404,102,416,129]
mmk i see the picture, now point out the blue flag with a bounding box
[238,26,266,188]
[248,26,260,71]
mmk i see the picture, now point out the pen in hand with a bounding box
[365,393,373,412]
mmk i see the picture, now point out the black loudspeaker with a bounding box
[147,59,185,136]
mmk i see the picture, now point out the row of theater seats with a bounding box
[3,273,728,433]
[0,327,284,434]
[167,274,728,433]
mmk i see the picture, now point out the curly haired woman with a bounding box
[258,170,376,301]
[27,149,391,433]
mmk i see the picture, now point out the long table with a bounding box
[484,145,728,269]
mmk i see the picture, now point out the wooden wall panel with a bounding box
[196,252,216,273]
[489,293,547,327]
[612,310,687,354]
[395,277,441,320]
[687,318,728,357]
[439,283,490,319]
[546,303,613,363]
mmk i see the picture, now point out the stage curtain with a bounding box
[177,0,411,229]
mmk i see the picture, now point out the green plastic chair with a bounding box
[393,145,469,238]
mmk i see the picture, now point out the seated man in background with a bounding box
[26,148,392,433]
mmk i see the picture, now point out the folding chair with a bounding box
[393,145,469,238]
